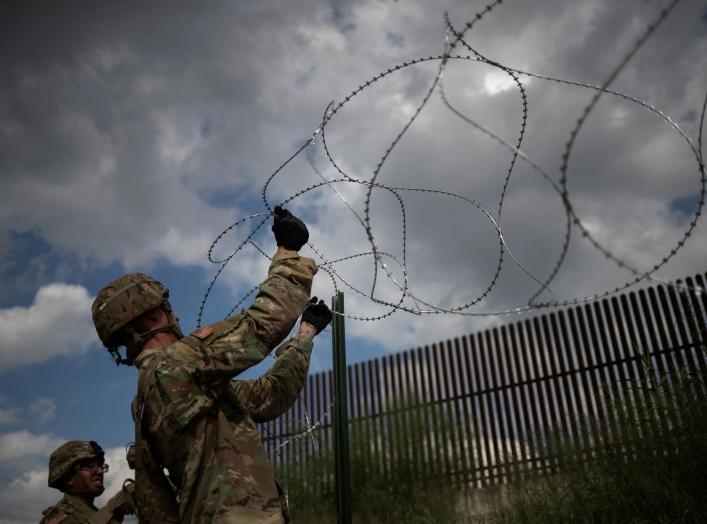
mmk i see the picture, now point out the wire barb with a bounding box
[194,0,703,470]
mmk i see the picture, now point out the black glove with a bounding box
[272,205,309,251]
[301,297,332,334]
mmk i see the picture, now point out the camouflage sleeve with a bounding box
[39,511,69,524]
[40,512,77,524]
[88,483,136,524]
[243,248,316,348]
[230,334,314,422]
[166,250,316,385]
[59,515,83,524]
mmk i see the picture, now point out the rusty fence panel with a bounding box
[264,271,707,489]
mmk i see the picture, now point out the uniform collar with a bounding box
[134,346,165,369]
[63,492,98,512]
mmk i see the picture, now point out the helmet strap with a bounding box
[108,346,129,366]
[115,303,184,365]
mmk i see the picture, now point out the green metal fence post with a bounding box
[332,291,352,524]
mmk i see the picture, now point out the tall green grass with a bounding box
[276,399,465,523]
[275,359,706,523]
[489,368,707,524]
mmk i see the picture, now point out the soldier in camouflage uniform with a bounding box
[92,207,332,524]
[40,440,134,524]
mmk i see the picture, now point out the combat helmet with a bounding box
[92,273,182,365]
[48,440,104,489]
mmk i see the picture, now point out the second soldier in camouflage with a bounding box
[40,440,134,524]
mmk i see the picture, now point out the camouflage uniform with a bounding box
[135,249,316,523]
[40,493,130,524]
[40,440,126,524]
[40,493,102,524]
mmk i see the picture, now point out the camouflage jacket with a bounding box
[40,493,121,524]
[134,249,316,523]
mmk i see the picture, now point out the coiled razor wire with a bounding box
[197,0,706,507]
[198,0,705,329]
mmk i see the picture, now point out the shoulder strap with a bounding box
[130,357,180,523]
[132,358,156,469]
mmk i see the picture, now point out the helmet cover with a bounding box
[92,273,168,348]
[48,440,105,489]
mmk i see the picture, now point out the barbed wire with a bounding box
[195,0,704,505]
[197,0,707,325]
[261,399,336,458]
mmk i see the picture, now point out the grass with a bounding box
[276,399,465,523]
[488,370,707,524]
[274,361,707,523]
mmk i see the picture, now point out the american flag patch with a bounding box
[190,326,214,340]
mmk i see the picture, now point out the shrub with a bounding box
[489,370,707,524]
[276,398,465,523]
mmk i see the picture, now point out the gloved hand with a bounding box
[272,205,309,251]
[87,480,136,524]
[301,296,333,334]
[120,480,137,515]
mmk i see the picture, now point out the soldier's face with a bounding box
[66,462,105,496]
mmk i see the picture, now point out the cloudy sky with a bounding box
[0,0,705,521]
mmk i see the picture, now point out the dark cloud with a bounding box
[0,6,706,520]
[0,0,705,347]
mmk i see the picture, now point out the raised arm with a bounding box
[165,208,316,383]
[232,298,332,422]
[232,322,317,422]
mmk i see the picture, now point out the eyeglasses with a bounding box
[76,461,109,473]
